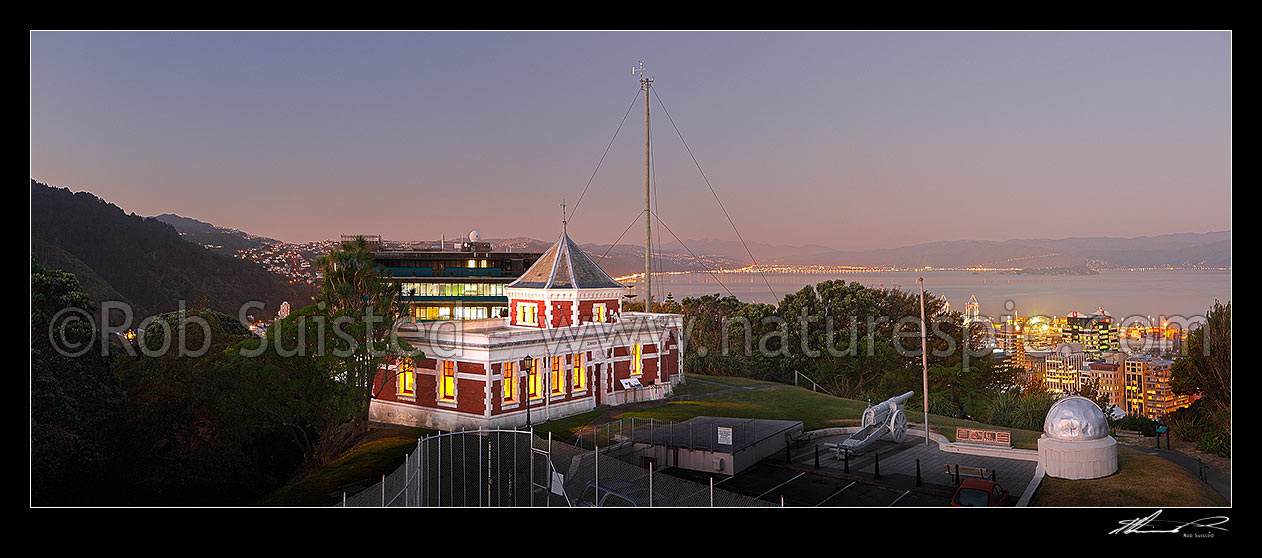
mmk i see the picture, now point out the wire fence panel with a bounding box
[336,427,771,507]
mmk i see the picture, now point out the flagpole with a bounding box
[919,277,930,446]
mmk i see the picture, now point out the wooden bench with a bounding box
[1114,429,1144,438]
[943,464,991,480]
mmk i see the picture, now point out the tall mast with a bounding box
[636,60,654,312]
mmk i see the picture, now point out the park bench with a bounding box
[943,464,992,481]
[1113,429,1144,438]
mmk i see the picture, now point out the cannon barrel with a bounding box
[886,391,915,406]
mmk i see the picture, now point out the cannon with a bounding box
[836,391,913,452]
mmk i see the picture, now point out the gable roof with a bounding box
[508,230,624,290]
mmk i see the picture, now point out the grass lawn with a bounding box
[683,374,772,388]
[671,379,729,397]
[531,409,604,442]
[615,379,1043,449]
[1030,445,1228,507]
[258,425,434,507]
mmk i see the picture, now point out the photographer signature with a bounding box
[1110,510,1229,535]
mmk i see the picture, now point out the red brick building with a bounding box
[370,228,683,430]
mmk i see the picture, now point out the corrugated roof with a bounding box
[508,230,624,290]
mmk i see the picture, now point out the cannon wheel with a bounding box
[889,409,908,443]
[861,407,877,428]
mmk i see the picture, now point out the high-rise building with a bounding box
[1063,308,1120,353]
[1079,352,1126,408]
[1122,355,1191,421]
[1044,343,1088,395]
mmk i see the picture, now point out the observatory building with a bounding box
[369,226,684,431]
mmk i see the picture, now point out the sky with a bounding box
[30,31,1231,249]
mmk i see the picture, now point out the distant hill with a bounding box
[152,213,275,255]
[152,213,219,234]
[665,232,1231,269]
[31,180,316,321]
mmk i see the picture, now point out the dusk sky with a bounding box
[30,31,1231,249]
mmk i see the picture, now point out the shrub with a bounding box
[1112,415,1159,437]
[1167,415,1207,442]
[1196,431,1230,458]
[982,390,1020,428]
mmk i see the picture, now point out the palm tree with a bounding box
[314,236,411,429]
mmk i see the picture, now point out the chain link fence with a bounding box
[337,427,771,507]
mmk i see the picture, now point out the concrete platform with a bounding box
[668,432,1039,506]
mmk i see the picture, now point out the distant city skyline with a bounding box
[31,31,1231,248]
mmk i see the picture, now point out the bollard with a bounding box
[954,464,960,486]
[915,459,922,487]
[844,448,850,473]
[874,451,880,481]
[991,469,996,482]
[815,445,820,470]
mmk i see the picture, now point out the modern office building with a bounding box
[1063,308,1120,353]
[369,231,544,321]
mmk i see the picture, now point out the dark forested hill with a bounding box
[31,180,315,321]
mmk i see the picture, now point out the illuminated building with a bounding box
[1044,343,1088,395]
[1122,355,1191,421]
[369,230,543,321]
[1063,308,1120,353]
[964,293,980,325]
[1079,352,1125,408]
[369,226,683,430]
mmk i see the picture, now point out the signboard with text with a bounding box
[955,428,1012,447]
[717,426,733,446]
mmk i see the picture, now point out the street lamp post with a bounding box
[520,356,533,427]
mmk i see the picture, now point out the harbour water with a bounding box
[627,270,1231,323]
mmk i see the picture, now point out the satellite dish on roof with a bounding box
[469,230,482,242]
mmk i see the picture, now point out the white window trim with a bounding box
[437,360,458,408]
[518,302,540,326]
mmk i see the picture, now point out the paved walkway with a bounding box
[788,434,1038,502]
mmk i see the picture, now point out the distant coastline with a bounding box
[999,266,1100,276]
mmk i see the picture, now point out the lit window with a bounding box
[440,361,456,401]
[503,362,516,403]
[593,303,608,323]
[467,259,476,268]
[631,344,643,376]
[480,259,488,268]
[551,357,564,394]
[519,303,539,326]
[527,358,542,400]
[398,358,415,397]
[573,353,586,391]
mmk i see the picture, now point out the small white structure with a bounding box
[1037,396,1118,479]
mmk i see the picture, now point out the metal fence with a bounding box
[337,427,771,507]
[572,417,758,452]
